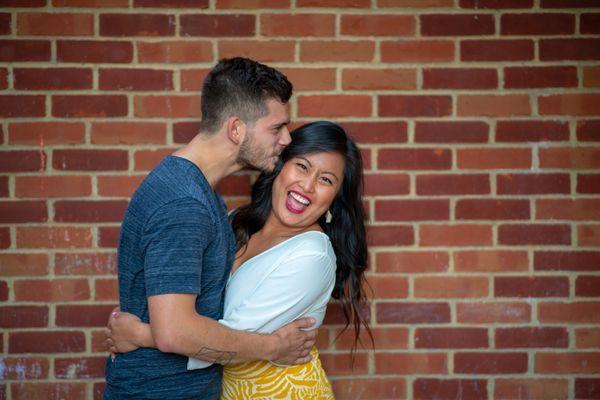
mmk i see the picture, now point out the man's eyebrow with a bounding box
[271,120,290,128]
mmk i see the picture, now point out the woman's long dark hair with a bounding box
[231,121,372,355]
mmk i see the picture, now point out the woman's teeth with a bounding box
[289,192,310,206]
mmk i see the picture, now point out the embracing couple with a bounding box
[103,57,371,399]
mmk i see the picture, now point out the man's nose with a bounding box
[279,126,292,146]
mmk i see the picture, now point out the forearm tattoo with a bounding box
[193,347,236,366]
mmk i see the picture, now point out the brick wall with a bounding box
[1,0,599,399]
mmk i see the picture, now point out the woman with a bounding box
[106,121,371,399]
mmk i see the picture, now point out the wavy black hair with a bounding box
[231,121,372,355]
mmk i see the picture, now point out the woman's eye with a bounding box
[296,163,308,171]
[321,177,333,185]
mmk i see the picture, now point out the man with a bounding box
[104,58,316,399]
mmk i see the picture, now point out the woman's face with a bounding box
[270,151,345,230]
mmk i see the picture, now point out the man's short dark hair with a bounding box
[199,57,293,134]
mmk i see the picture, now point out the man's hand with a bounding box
[270,317,317,365]
[105,307,144,354]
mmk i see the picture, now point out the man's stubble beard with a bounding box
[236,130,276,173]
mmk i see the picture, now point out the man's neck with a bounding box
[173,132,241,189]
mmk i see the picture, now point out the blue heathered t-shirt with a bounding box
[104,155,236,400]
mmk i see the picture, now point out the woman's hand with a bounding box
[105,307,144,355]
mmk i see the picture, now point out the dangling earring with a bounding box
[325,210,332,224]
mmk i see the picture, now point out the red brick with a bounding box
[53,149,128,171]
[540,94,600,116]
[0,306,48,328]
[181,14,254,36]
[55,252,117,275]
[135,95,200,118]
[576,379,600,400]
[97,175,145,198]
[0,254,48,276]
[16,176,91,198]
[457,302,531,323]
[342,15,415,36]
[376,199,449,222]
[376,251,448,273]
[454,250,529,273]
[137,40,212,63]
[0,68,7,88]
[458,95,531,117]
[376,302,450,324]
[581,13,600,34]
[578,174,600,194]
[540,302,600,323]
[576,276,600,297]
[16,227,92,249]
[578,120,600,142]
[12,383,86,400]
[320,352,368,375]
[0,281,7,301]
[576,328,600,348]
[298,95,371,118]
[14,68,92,90]
[456,199,530,220]
[91,121,166,145]
[95,278,118,301]
[261,13,334,36]
[366,225,414,246]
[381,40,454,62]
[378,148,451,171]
[0,228,9,249]
[0,151,45,172]
[495,379,568,400]
[99,68,173,91]
[542,0,600,7]
[300,40,374,62]
[379,0,453,5]
[456,352,528,374]
[54,200,127,223]
[579,225,600,247]
[14,279,90,302]
[458,148,531,169]
[506,66,578,89]
[376,352,447,374]
[218,40,294,63]
[421,14,494,36]
[0,95,45,118]
[584,66,600,87]
[173,121,201,143]
[423,68,497,90]
[9,122,85,145]
[56,304,117,327]
[331,378,406,400]
[52,95,127,118]
[100,14,175,36]
[498,173,570,195]
[460,0,532,7]
[17,12,93,36]
[342,68,416,90]
[0,40,50,61]
[540,39,600,60]
[1,357,49,379]
[415,328,488,349]
[9,331,85,353]
[216,0,289,7]
[415,276,488,299]
[414,379,487,400]
[496,276,569,298]
[0,201,47,223]
[536,352,600,374]
[416,174,489,196]
[54,0,128,5]
[379,95,452,117]
[215,174,251,196]
[323,302,371,325]
[415,121,488,143]
[364,173,409,196]
[340,121,407,144]
[537,199,600,221]
[420,224,493,247]
[499,224,571,246]
[0,176,7,197]
[535,251,600,271]
[496,120,569,142]
[0,13,9,35]
[55,356,106,378]
[57,40,133,63]
[461,39,534,61]
[134,149,175,171]
[298,0,369,6]
[501,13,574,35]
[542,147,600,169]
[4,0,46,6]
[368,275,409,299]
[135,0,208,6]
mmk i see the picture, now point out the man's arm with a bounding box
[148,293,316,365]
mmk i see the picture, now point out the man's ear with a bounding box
[226,116,246,145]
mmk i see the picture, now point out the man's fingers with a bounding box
[292,317,315,329]
[291,355,313,365]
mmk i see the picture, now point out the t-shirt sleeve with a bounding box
[221,251,336,333]
[141,197,213,297]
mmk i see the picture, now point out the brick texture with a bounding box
[0,3,598,400]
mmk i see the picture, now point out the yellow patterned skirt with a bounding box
[221,347,334,399]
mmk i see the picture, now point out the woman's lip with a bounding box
[289,190,311,204]
[285,192,307,214]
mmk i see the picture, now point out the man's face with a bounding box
[236,99,291,173]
